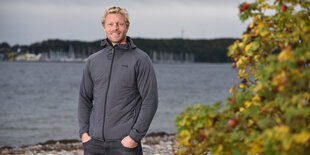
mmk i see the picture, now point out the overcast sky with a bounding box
[0,0,252,45]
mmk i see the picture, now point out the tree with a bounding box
[175,0,310,154]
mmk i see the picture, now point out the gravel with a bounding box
[0,133,177,155]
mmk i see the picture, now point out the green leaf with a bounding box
[232,147,242,155]
[248,104,259,116]
[230,132,239,140]
[240,13,250,22]
[257,117,271,129]
[284,107,301,122]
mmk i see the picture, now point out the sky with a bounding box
[0,0,252,45]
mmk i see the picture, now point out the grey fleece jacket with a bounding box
[78,37,158,142]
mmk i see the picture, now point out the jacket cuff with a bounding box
[129,135,139,143]
[79,130,88,138]
[129,129,144,142]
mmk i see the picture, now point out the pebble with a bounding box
[0,134,177,155]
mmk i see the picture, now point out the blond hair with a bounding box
[101,5,130,27]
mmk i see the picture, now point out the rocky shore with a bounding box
[0,132,176,155]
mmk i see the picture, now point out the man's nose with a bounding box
[112,24,119,30]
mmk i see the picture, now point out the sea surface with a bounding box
[0,61,238,147]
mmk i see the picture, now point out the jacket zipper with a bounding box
[102,47,115,141]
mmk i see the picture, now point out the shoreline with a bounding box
[0,60,233,64]
[0,132,177,155]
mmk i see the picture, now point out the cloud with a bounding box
[0,0,249,45]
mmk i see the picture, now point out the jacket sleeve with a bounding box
[78,59,94,138]
[129,54,158,142]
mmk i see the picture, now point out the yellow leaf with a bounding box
[250,22,255,29]
[245,101,252,108]
[180,129,191,146]
[257,22,269,37]
[255,83,264,92]
[180,129,190,137]
[272,72,287,91]
[275,125,289,134]
[263,4,269,11]
[174,141,180,147]
[266,130,273,139]
[240,107,245,112]
[276,117,282,124]
[215,144,223,153]
[179,119,186,126]
[304,93,310,100]
[245,43,253,52]
[230,85,236,93]
[291,69,302,77]
[239,83,246,90]
[194,104,202,110]
[250,141,263,154]
[245,42,259,55]
[254,55,261,61]
[242,34,251,41]
[248,119,254,126]
[253,94,261,102]
[282,137,292,151]
[292,131,310,144]
[278,45,295,62]
[250,66,255,74]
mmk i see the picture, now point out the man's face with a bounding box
[104,13,128,46]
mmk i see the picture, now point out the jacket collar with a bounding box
[100,36,136,51]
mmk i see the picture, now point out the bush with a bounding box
[174,0,310,154]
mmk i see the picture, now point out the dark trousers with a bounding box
[83,138,143,155]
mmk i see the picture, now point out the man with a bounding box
[78,5,158,155]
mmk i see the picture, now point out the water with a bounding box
[0,61,238,147]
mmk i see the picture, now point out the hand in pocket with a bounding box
[121,136,138,148]
[82,133,92,143]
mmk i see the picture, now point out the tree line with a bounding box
[0,38,239,62]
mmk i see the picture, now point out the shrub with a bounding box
[175,0,310,154]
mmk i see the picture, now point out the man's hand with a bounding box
[81,132,92,143]
[121,136,138,148]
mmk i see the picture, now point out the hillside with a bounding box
[0,38,239,62]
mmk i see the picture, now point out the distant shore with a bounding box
[0,59,85,63]
[0,132,177,155]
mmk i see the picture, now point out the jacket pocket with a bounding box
[119,141,139,151]
[82,138,93,145]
